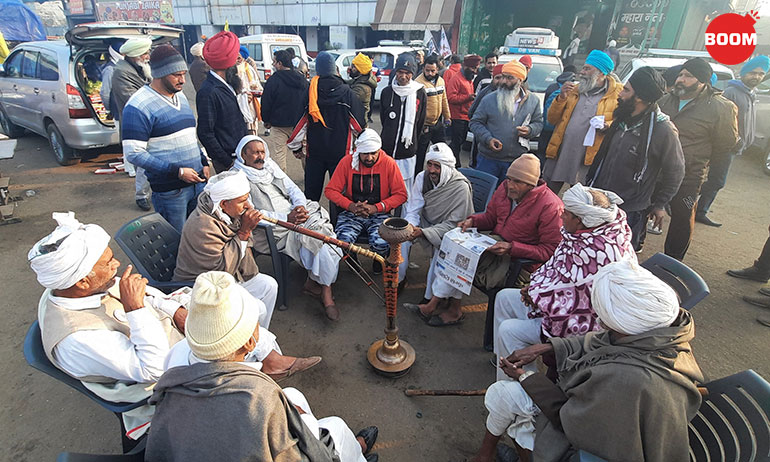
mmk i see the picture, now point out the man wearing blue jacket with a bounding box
[469,60,543,184]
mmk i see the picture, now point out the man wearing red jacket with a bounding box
[447,54,482,167]
[410,154,563,326]
[325,129,408,274]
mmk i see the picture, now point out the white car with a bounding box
[356,46,422,100]
[326,49,357,77]
[616,53,735,90]
[239,34,309,83]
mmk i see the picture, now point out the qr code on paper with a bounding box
[454,253,470,271]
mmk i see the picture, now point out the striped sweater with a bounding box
[122,86,207,192]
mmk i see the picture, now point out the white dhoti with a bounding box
[299,244,341,287]
[399,244,440,302]
[240,273,278,330]
[485,380,541,451]
[395,157,416,202]
[430,257,464,299]
[494,289,543,380]
[282,388,367,462]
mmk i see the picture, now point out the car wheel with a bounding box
[0,106,25,138]
[46,123,79,166]
[764,148,770,176]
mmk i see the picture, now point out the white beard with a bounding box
[577,73,601,94]
[496,86,520,120]
[137,61,152,80]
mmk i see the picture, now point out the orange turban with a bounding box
[502,60,527,81]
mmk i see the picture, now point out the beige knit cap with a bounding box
[506,153,541,186]
[186,271,259,360]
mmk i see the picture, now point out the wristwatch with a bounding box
[518,370,535,383]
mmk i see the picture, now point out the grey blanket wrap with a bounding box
[419,169,474,248]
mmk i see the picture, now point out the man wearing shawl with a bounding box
[232,135,342,320]
[188,42,209,92]
[398,143,473,295]
[236,45,263,135]
[325,129,408,274]
[493,184,636,381]
[288,51,366,201]
[379,53,427,196]
[148,271,379,462]
[471,260,704,462]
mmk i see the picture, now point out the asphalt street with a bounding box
[1,106,769,461]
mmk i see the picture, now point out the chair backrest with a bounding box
[640,252,709,309]
[458,168,497,213]
[57,448,144,461]
[23,321,146,414]
[114,213,181,285]
[688,370,770,462]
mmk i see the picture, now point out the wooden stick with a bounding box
[405,389,487,396]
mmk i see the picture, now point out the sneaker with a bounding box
[646,219,663,235]
[136,198,151,211]
[727,266,770,283]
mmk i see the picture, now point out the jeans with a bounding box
[305,156,340,202]
[449,119,469,168]
[415,123,446,174]
[625,209,647,251]
[334,211,390,255]
[664,183,700,261]
[476,154,512,185]
[151,182,205,233]
[697,152,734,215]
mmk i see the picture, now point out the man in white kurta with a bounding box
[231,135,342,319]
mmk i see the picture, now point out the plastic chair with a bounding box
[689,369,770,462]
[113,213,193,294]
[252,221,290,311]
[640,252,710,309]
[23,321,147,453]
[458,167,498,213]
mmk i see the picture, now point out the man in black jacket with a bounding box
[196,31,248,173]
[287,51,366,201]
[587,67,685,251]
[379,53,427,196]
[262,49,309,172]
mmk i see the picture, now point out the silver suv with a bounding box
[0,22,181,165]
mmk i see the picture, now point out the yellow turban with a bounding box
[352,53,372,75]
[502,60,527,81]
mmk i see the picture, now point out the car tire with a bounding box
[764,148,770,176]
[0,106,25,138]
[46,123,80,166]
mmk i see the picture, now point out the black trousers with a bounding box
[415,123,447,174]
[304,156,340,202]
[664,183,700,261]
[755,230,770,272]
[449,119,469,168]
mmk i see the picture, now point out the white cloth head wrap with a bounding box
[190,42,204,58]
[232,135,287,185]
[562,183,624,228]
[204,171,252,224]
[390,79,424,149]
[119,38,152,58]
[352,128,382,171]
[425,142,456,189]
[591,259,680,335]
[108,46,123,64]
[28,212,111,290]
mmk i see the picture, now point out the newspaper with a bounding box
[435,228,497,295]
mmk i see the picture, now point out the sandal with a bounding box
[426,313,466,327]
[403,303,431,322]
[267,356,322,382]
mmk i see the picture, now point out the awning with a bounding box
[371,0,458,31]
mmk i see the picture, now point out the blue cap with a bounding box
[584,49,615,75]
[315,51,336,76]
[239,45,249,60]
[741,55,770,76]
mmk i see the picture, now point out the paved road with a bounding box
[1,121,768,461]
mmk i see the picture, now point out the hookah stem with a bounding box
[260,216,386,264]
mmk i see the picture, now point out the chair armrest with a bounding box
[504,258,541,287]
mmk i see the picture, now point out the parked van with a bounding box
[239,34,308,83]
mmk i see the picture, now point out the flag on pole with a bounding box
[224,20,230,31]
[439,27,451,58]
[424,29,438,56]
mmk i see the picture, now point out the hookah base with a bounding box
[367,339,416,378]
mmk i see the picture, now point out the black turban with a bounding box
[628,66,666,103]
[681,57,712,84]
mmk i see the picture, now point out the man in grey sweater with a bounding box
[469,60,542,184]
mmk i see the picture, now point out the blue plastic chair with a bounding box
[458,167,498,213]
[56,440,145,461]
[640,252,710,309]
[23,321,147,452]
[253,221,290,311]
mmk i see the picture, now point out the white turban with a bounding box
[28,212,111,290]
[120,38,152,58]
[591,259,680,335]
[352,128,382,171]
[204,170,252,224]
[232,135,287,185]
[425,142,456,189]
[190,42,204,58]
[562,183,624,228]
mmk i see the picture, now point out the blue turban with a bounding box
[315,51,336,77]
[239,45,249,60]
[741,55,770,76]
[710,73,717,87]
[585,50,615,75]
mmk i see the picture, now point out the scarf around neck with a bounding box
[391,79,423,148]
[232,135,288,185]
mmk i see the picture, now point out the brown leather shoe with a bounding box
[267,356,322,382]
[743,294,770,309]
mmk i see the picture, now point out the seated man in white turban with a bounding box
[493,184,636,381]
[29,212,188,441]
[470,260,704,462]
[231,135,342,320]
[398,143,473,295]
[148,271,380,462]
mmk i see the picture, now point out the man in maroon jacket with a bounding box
[408,154,563,326]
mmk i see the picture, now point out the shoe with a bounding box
[323,302,340,321]
[695,213,722,227]
[646,219,663,235]
[496,442,520,462]
[135,198,151,211]
[758,315,770,328]
[403,302,430,322]
[759,287,770,297]
[727,266,770,283]
[364,453,378,462]
[743,294,770,309]
[372,260,383,275]
[426,313,465,327]
[266,356,322,382]
[356,426,378,454]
